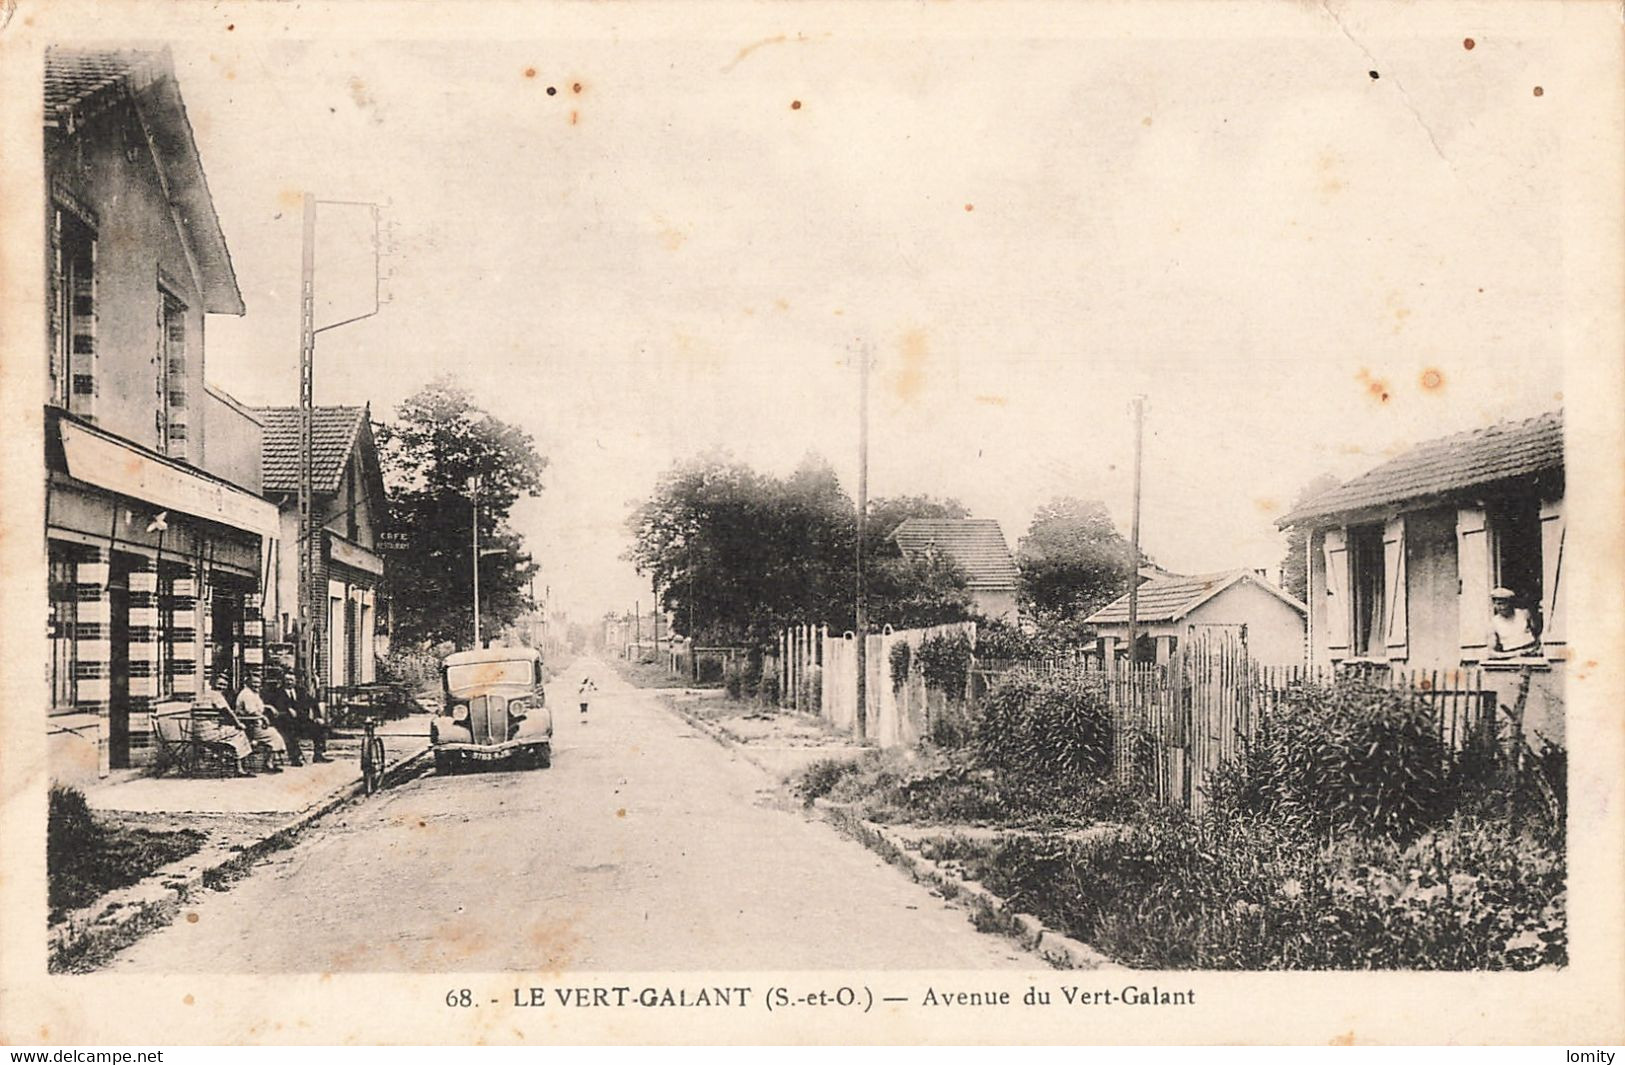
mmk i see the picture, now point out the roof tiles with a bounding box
[892,518,1020,590]
[1279,410,1563,526]
[256,407,366,495]
[1086,569,1303,625]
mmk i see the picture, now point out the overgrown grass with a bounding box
[809,747,1147,828]
[936,808,1565,970]
[48,786,205,925]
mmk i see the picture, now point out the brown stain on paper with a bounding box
[656,218,690,252]
[1420,367,1445,391]
[893,330,930,403]
[1356,368,1391,404]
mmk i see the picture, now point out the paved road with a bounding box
[108,658,1031,971]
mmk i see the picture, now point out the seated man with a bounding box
[234,673,287,772]
[262,669,305,767]
[193,674,256,776]
[293,673,334,763]
[1489,587,1542,658]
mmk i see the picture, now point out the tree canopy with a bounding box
[1016,496,1143,640]
[376,377,546,649]
[625,453,975,647]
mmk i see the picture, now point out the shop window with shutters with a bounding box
[48,547,80,713]
[158,288,189,455]
[49,207,97,411]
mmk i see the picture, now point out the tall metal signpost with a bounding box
[297,194,386,692]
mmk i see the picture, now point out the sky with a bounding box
[168,14,1566,624]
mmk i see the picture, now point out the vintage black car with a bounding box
[431,646,553,772]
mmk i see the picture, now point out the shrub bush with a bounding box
[1212,678,1453,838]
[723,661,744,699]
[380,648,440,688]
[976,668,1112,781]
[918,632,973,702]
[696,656,724,684]
[759,673,780,705]
[798,757,860,805]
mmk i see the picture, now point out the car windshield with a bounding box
[445,659,535,692]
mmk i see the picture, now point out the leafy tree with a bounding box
[1278,473,1341,601]
[867,552,976,630]
[1016,496,1143,640]
[376,377,546,649]
[625,453,974,647]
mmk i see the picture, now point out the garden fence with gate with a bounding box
[978,630,1497,814]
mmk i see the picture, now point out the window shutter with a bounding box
[1322,528,1351,658]
[1383,515,1408,661]
[1456,507,1490,662]
[1540,497,1565,654]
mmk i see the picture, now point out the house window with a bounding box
[159,289,189,454]
[50,209,97,410]
[1489,500,1543,615]
[1349,523,1386,657]
[48,547,80,713]
[1487,499,1544,655]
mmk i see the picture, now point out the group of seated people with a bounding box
[190,669,333,776]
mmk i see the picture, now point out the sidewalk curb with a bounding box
[49,743,432,972]
[813,798,1116,972]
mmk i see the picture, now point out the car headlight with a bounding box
[508,698,529,717]
[451,704,468,722]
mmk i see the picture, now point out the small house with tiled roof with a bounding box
[1278,409,1565,745]
[1085,570,1308,668]
[892,518,1021,621]
[257,406,390,691]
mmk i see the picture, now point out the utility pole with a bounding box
[296,194,385,691]
[854,339,870,737]
[298,194,318,689]
[470,475,481,648]
[1125,395,1146,674]
[652,581,660,667]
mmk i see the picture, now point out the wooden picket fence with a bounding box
[982,632,1498,813]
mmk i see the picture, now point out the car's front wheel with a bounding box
[534,744,551,770]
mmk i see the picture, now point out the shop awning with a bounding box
[57,415,280,540]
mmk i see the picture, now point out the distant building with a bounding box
[256,406,389,691]
[891,518,1021,622]
[43,48,279,782]
[1085,570,1308,668]
[1278,410,1565,746]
